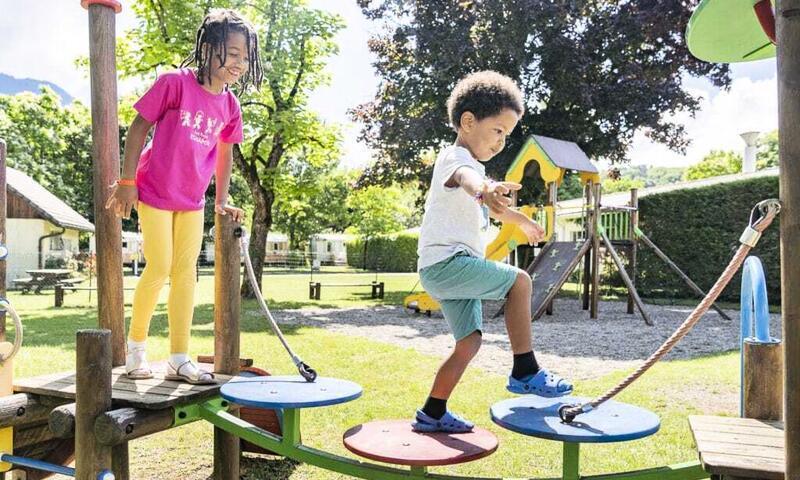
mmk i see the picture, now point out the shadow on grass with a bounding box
[237,455,300,480]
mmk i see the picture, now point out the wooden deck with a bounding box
[13,363,233,410]
[689,415,784,479]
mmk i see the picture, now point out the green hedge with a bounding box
[635,175,780,303]
[347,232,419,272]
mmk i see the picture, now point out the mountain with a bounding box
[0,73,74,104]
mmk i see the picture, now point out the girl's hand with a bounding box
[482,181,521,213]
[105,182,138,219]
[520,220,546,245]
[215,203,244,223]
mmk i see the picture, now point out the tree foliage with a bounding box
[0,88,95,222]
[353,0,730,186]
[272,159,356,250]
[683,150,742,181]
[757,129,779,170]
[117,0,344,296]
[346,184,418,240]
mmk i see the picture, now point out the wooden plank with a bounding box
[700,452,784,480]
[693,430,784,449]
[690,415,784,430]
[689,415,783,430]
[694,440,784,461]
[691,423,783,436]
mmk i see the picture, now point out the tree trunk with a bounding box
[241,189,273,299]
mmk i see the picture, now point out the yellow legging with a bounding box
[128,202,204,354]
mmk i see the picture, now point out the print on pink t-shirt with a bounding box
[133,69,243,211]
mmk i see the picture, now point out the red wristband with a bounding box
[116,178,136,187]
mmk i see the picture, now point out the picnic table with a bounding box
[14,269,76,294]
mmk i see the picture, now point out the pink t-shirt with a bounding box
[133,68,243,211]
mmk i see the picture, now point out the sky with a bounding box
[0,1,779,171]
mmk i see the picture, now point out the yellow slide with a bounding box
[404,205,538,315]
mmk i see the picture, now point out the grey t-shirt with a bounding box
[417,145,489,270]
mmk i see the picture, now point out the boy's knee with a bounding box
[513,271,532,294]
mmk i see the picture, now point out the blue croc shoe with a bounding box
[411,409,474,433]
[507,368,573,397]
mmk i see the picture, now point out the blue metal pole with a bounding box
[0,454,75,477]
[740,256,776,416]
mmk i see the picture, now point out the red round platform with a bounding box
[343,420,498,467]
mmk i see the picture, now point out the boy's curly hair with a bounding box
[182,8,263,90]
[447,71,524,129]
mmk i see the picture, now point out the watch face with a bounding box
[0,246,7,260]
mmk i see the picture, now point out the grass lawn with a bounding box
[3,271,736,479]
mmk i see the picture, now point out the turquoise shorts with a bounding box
[420,252,522,341]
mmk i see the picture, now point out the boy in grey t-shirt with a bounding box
[413,71,573,433]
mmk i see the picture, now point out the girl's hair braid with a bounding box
[181,9,263,90]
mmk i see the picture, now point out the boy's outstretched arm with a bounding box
[447,166,518,212]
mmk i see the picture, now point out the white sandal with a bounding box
[125,347,153,380]
[165,360,216,385]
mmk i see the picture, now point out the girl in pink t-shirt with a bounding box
[106,9,262,383]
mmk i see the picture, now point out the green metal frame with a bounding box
[197,398,708,480]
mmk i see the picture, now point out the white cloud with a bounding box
[625,73,778,169]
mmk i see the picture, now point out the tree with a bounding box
[757,130,779,170]
[117,1,344,297]
[0,88,95,222]
[346,183,417,269]
[352,1,730,186]
[601,177,646,194]
[272,160,356,250]
[346,184,417,238]
[683,150,742,181]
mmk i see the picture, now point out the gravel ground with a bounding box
[259,298,781,414]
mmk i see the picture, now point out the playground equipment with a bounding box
[684,1,800,477]
[558,199,780,423]
[0,1,796,479]
[405,135,601,316]
[406,136,729,326]
[240,228,317,382]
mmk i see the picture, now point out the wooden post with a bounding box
[582,184,591,311]
[591,183,601,319]
[627,189,638,315]
[743,341,783,421]
[777,1,800,476]
[95,407,174,446]
[83,0,125,367]
[548,181,558,239]
[75,329,112,480]
[0,139,6,339]
[213,213,240,479]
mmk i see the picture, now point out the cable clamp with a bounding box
[740,227,762,247]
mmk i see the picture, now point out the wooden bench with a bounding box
[689,415,784,479]
[11,278,34,294]
[308,281,384,300]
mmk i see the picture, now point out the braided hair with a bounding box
[182,9,263,90]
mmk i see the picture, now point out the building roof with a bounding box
[7,167,95,233]
[532,135,599,174]
[558,167,780,212]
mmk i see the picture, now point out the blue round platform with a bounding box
[490,396,660,443]
[220,376,363,409]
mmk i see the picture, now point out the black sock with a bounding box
[422,396,447,420]
[512,351,540,380]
